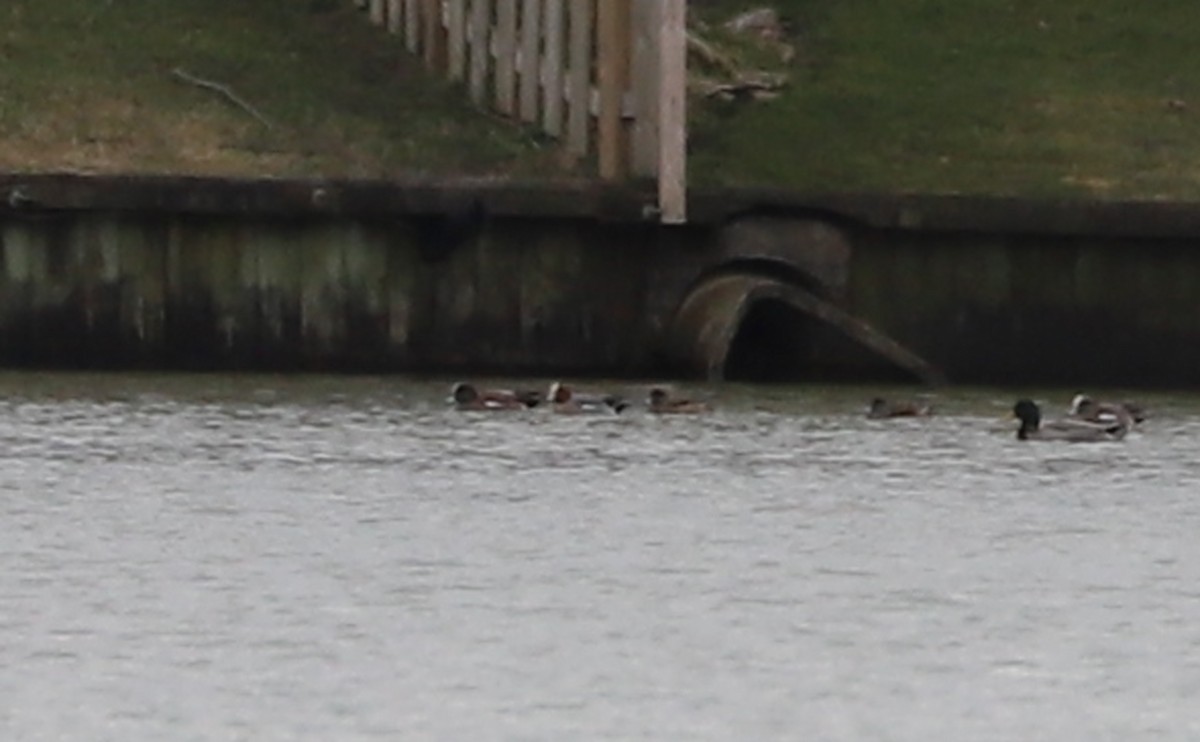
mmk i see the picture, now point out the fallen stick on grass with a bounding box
[171,67,274,130]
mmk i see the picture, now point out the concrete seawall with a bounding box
[3,173,1200,386]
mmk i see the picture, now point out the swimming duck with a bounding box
[1069,394,1147,425]
[450,382,540,411]
[548,381,629,414]
[647,387,710,414]
[866,396,933,419]
[1013,399,1131,442]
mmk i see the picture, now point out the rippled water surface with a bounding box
[2,372,1199,741]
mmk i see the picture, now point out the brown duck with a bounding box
[647,387,710,414]
[450,382,540,411]
[866,396,933,419]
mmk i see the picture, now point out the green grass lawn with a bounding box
[0,0,548,177]
[688,0,1200,198]
[4,0,1200,199]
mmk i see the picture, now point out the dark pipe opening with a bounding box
[724,299,813,382]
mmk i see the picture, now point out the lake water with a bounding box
[1,372,1198,741]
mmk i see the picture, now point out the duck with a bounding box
[450,382,540,411]
[547,381,629,414]
[1069,393,1147,425]
[866,396,933,419]
[1013,399,1131,442]
[647,386,710,414]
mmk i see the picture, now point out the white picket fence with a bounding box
[352,0,687,223]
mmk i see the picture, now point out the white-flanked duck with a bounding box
[548,381,629,414]
[1013,398,1131,442]
[1069,393,1147,425]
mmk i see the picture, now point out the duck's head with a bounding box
[648,387,669,406]
[548,381,571,404]
[1013,399,1041,438]
[451,382,478,404]
[868,397,888,416]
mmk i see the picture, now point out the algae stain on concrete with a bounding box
[117,221,168,353]
[518,223,586,363]
[297,222,353,355]
[2,223,44,284]
[384,222,419,357]
[250,227,302,356]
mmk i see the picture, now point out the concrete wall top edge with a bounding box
[5,172,1200,239]
[691,189,1200,239]
[0,172,659,223]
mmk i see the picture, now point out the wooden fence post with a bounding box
[422,0,446,70]
[658,0,687,223]
[597,0,631,180]
[404,0,420,52]
[447,0,467,81]
[565,0,593,157]
[369,0,386,26]
[495,0,518,115]
[630,0,660,177]
[468,0,492,106]
[542,0,565,136]
[387,0,402,33]
[519,0,542,123]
